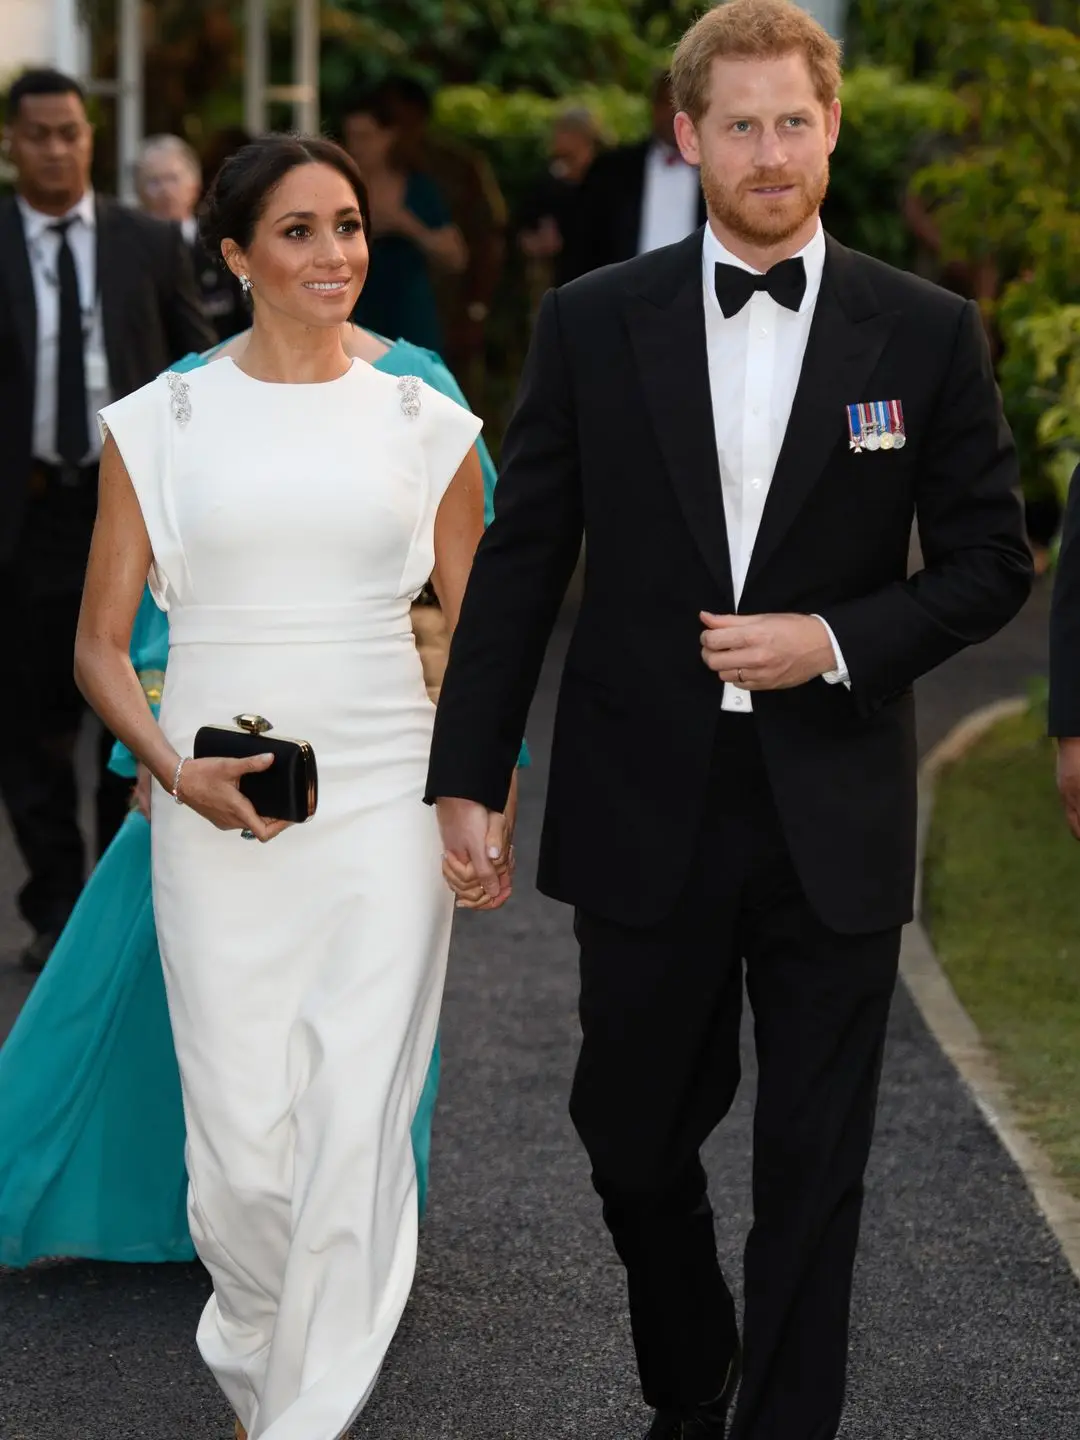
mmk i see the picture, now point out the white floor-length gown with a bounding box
[98,356,481,1440]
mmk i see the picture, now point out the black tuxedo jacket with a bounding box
[0,193,214,560]
[427,230,1033,934]
[1048,463,1080,737]
[561,141,708,281]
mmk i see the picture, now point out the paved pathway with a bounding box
[2,577,1078,1440]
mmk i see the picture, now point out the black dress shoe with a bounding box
[643,1346,741,1439]
[20,931,58,975]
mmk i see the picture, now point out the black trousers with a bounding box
[569,713,900,1440]
[0,474,129,936]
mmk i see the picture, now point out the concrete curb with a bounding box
[902,697,1080,1284]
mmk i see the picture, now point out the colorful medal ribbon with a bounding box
[889,398,907,449]
[847,402,864,453]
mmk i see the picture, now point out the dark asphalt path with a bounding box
[2,577,1077,1440]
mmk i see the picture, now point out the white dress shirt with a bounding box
[702,220,848,712]
[18,191,111,466]
[637,143,701,256]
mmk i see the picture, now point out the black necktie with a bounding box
[51,218,90,468]
[713,255,807,319]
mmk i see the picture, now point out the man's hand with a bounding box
[436,795,514,911]
[700,612,838,690]
[1056,737,1080,840]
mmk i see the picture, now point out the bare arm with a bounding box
[397,210,468,274]
[430,443,485,633]
[75,435,282,840]
[429,441,517,908]
[75,433,181,791]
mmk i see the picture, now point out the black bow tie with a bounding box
[713,256,807,318]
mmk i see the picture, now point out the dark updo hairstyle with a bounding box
[199,133,370,269]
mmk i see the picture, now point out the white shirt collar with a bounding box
[702,218,825,316]
[17,189,96,244]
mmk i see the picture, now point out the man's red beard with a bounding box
[700,158,829,247]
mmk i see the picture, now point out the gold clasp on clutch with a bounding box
[234,714,273,735]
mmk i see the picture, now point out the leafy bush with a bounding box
[908,18,1080,504]
[824,65,966,267]
[999,300,1080,507]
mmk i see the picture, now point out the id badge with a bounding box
[85,349,110,394]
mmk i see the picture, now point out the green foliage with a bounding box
[824,66,966,268]
[911,22,1080,286]
[846,0,1072,75]
[322,0,699,97]
[905,18,1080,503]
[999,301,1080,505]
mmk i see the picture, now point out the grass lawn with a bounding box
[923,705,1080,1200]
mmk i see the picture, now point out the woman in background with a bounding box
[342,92,466,353]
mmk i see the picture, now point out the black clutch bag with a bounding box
[192,714,318,823]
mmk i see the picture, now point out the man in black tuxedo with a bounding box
[561,72,707,282]
[0,69,213,971]
[1049,465,1080,836]
[427,3,1032,1438]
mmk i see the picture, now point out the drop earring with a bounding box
[239,275,252,295]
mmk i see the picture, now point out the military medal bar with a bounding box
[847,399,906,454]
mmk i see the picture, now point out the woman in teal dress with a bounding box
[0,327,516,1268]
[343,93,466,353]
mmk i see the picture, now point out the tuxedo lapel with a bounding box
[95,197,126,394]
[744,238,897,592]
[0,198,37,387]
[624,230,734,608]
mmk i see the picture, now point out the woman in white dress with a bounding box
[74,135,511,1440]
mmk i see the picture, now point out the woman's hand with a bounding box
[440,773,518,911]
[175,753,292,843]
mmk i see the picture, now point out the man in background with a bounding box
[561,72,706,280]
[0,70,213,972]
[376,74,507,393]
[517,107,603,288]
[135,133,246,343]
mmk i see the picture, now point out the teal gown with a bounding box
[0,337,515,1268]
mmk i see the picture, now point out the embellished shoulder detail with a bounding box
[166,370,192,427]
[397,374,422,419]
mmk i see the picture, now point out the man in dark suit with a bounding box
[561,72,707,282]
[427,4,1032,1438]
[0,69,213,972]
[135,133,247,343]
[1049,465,1080,834]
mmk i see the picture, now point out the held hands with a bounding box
[700,612,837,691]
[437,778,518,912]
[174,753,292,843]
[1056,738,1080,841]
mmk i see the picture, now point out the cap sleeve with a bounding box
[415,378,483,510]
[98,373,182,610]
